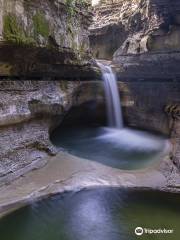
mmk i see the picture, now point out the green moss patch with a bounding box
[33,12,49,38]
[3,14,35,45]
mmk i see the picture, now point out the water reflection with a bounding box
[68,189,122,240]
[0,188,180,240]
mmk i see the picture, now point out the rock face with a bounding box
[0,0,103,186]
[0,0,97,80]
[118,80,180,134]
[90,0,180,79]
[165,104,180,169]
[90,0,137,59]
[0,81,102,185]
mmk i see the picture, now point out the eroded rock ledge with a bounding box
[90,0,180,80]
[0,81,103,185]
[0,151,177,219]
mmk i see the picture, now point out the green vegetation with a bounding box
[3,3,87,52]
[3,14,35,45]
[3,12,50,46]
[33,12,49,38]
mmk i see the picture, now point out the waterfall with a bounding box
[97,62,123,128]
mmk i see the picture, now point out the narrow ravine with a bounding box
[0,1,180,240]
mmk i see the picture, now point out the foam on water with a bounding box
[96,127,170,153]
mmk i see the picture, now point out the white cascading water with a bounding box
[97,62,123,128]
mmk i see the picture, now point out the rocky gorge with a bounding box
[0,0,180,230]
[90,0,180,170]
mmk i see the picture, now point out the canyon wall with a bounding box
[90,0,180,61]
[0,81,102,185]
[0,0,180,185]
[0,0,99,185]
[91,0,180,80]
[0,0,96,80]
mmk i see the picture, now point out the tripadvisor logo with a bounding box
[135,227,144,236]
[135,227,174,236]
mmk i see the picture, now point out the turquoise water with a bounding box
[51,126,169,170]
[0,188,179,240]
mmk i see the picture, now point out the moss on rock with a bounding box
[33,12,49,38]
[3,14,35,45]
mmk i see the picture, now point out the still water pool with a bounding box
[51,126,169,170]
[0,188,179,240]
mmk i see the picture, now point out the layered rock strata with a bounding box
[91,0,180,79]
[0,81,103,185]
